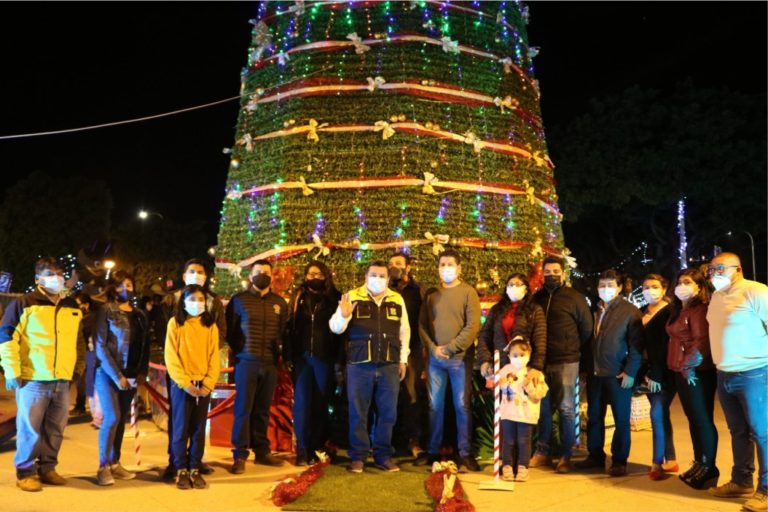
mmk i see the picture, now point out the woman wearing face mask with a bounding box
[666,268,718,490]
[477,273,547,386]
[94,271,150,486]
[165,285,220,490]
[638,274,678,480]
[284,260,341,466]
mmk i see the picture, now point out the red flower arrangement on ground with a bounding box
[425,461,476,512]
[269,452,331,507]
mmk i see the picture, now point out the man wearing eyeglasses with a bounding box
[705,252,768,512]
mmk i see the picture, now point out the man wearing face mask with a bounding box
[227,260,289,473]
[418,249,481,472]
[329,260,410,473]
[387,252,427,460]
[531,255,593,473]
[575,269,644,477]
[160,258,226,481]
[706,252,768,511]
[0,257,86,492]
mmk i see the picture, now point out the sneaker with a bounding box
[17,476,43,492]
[347,460,364,474]
[97,466,115,486]
[110,463,136,480]
[459,455,481,472]
[502,465,514,481]
[649,463,664,481]
[231,459,246,474]
[743,490,768,512]
[662,460,679,473]
[69,408,86,417]
[255,453,285,467]
[162,463,177,482]
[198,462,214,475]
[608,464,627,477]
[189,469,208,489]
[176,469,191,490]
[708,480,754,498]
[414,453,438,467]
[374,459,400,472]
[555,457,573,474]
[575,455,605,470]
[38,469,67,485]
[529,452,552,468]
[516,465,529,482]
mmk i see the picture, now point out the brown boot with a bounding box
[17,476,43,492]
[39,470,67,485]
[529,452,552,468]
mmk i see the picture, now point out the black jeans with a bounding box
[676,369,718,467]
[231,359,277,460]
[586,374,633,465]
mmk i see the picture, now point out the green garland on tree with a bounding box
[214,0,566,295]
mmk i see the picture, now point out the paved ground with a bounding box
[0,377,758,512]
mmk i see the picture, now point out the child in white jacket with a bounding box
[498,337,549,482]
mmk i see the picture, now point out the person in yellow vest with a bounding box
[330,260,410,474]
[0,257,86,492]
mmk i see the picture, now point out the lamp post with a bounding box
[138,210,164,221]
[727,231,757,281]
[104,259,115,280]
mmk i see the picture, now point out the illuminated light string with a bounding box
[677,198,688,270]
[570,242,651,279]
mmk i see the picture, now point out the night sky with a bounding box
[1,2,765,246]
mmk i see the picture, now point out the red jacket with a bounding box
[666,302,713,378]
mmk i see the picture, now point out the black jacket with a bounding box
[94,303,150,381]
[392,279,423,352]
[639,303,674,387]
[284,286,341,363]
[588,297,644,378]
[226,289,288,365]
[533,285,593,365]
[477,298,547,370]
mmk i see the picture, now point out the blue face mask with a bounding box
[184,300,204,317]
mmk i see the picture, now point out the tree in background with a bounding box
[214,0,567,295]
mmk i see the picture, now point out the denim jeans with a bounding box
[395,350,428,449]
[231,359,277,460]
[427,355,470,457]
[292,353,332,457]
[536,361,579,458]
[95,368,136,467]
[586,374,633,465]
[346,362,400,463]
[647,386,677,464]
[676,369,717,466]
[502,420,533,468]
[718,365,767,492]
[14,380,71,478]
[170,381,210,470]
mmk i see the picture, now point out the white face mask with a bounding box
[184,300,204,317]
[184,272,207,286]
[508,354,530,372]
[40,275,65,295]
[598,287,618,303]
[674,284,697,302]
[367,277,388,295]
[642,288,664,305]
[711,275,731,292]
[506,285,526,303]
[439,266,458,284]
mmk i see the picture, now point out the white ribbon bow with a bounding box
[462,131,485,153]
[366,76,386,92]
[422,172,439,195]
[298,176,314,196]
[306,119,328,143]
[288,0,305,16]
[346,32,371,54]
[239,133,253,152]
[523,179,536,205]
[498,57,513,74]
[493,95,518,113]
[424,232,450,255]
[373,121,395,140]
[440,36,460,54]
[312,234,330,258]
[276,51,290,66]
[530,238,543,259]
[528,46,540,59]
[223,262,243,278]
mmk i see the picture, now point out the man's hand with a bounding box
[480,362,492,379]
[617,372,634,389]
[118,376,130,390]
[434,346,450,360]
[339,294,356,319]
[5,377,22,391]
[399,363,407,381]
[645,377,661,393]
[525,368,544,387]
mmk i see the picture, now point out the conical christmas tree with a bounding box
[214,0,565,295]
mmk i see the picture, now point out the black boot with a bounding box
[685,463,719,490]
[679,461,702,484]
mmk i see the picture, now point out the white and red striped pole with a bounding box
[492,349,501,481]
[131,393,141,467]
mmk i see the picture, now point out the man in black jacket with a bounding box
[531,256,593,474]
[227,259,288,473]
[575,269,644,476]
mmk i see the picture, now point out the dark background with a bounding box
[0,2,765,290]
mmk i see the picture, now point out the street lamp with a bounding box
[727,231,757,281]
[138,210,164,221]
[104,259,115,280]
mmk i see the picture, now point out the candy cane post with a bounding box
[574,374,580,446]
[131,393,141,467]
[479,349,514,491]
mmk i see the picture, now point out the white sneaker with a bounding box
[97,466,114,486]
[516,465,529,482]
[502,465,514,481]
[110,463,136,480]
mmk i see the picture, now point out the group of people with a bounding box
[0,251,765,512]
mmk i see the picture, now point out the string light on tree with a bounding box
[677,197,688,270]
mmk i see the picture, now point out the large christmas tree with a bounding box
[214,0,566,295]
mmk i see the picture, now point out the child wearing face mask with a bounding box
[165,285,220,490]
[497,338,549,482]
